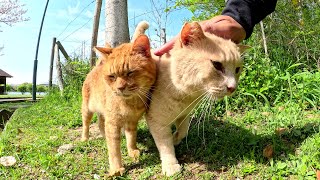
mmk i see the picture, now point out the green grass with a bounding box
[0,92,319,179]
[0,93,45,99]
[0,102,34,110]
[0,94,33,99]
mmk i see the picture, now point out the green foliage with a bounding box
[172,0,225,20]
[61,57,90,98]
[172,0,320,110]
[5,84,13,92]
[36,85,47,93]
[26,83,32,94]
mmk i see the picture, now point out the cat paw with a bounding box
[109,167,125,176]
[81,136,89,142]
[128,149,140,161]
[162,163,181,176]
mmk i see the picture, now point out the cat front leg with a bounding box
[147,118,181,176]
[124,119,140,161]
[105,121,125,176]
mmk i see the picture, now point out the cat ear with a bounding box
[180,22,205,46]
[131,34,151,57]
[94,46,113,56]
[105,42,112,48]
[93,46,113,65]
[237,44,251,54]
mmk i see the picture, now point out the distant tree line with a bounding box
[6,83,47,95]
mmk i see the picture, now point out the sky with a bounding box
[0,0,192,85]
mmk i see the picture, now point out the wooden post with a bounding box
[56,41,70,61]
[260,21,268,57]
[49,37,56,89]
[55,44,64,93]
[90,0,102,67]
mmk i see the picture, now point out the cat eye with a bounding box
[108,74,116,81]
[235,67,240,74]
[211,60,225,73]
[127,71,134,77]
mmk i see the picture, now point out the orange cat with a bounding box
[81,31,156,175]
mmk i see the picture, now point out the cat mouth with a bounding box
[115,92,132,97]
[114,90,138,98]
[212,94,226,100]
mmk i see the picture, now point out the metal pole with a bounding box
[32,0,50,101]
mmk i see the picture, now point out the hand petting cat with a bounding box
[154,15,246,56]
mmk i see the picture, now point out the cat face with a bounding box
[170,22,244,99]
[95,35,156,98]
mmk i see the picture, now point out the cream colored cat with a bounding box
[147,22,246,176]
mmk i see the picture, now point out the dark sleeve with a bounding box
[222,0,277,39]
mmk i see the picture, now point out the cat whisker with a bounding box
[138,88,159,103]
[138,90,153,104]
[176,93,208,130]
[196,94,211,140]
[178,89,204,103]
[202,94,214,146]
[165,91,208,129]
[137,93,150,110]
[184,92,211,147]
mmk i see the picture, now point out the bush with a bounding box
[37,85,47,94]
[5,84,13,92]
[17,83,27,95]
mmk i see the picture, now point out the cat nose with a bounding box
[227,86,236,93]
[117,85,126,92]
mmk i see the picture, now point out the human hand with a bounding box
[154,15,246,56]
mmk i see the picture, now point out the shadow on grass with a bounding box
[133,119,319,172]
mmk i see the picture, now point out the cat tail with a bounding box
[131,21,149,43]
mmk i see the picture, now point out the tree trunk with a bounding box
[105,0,129,47]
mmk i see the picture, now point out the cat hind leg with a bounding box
[81,108,93,141]
[97,113,106,138]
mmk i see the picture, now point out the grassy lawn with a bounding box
[0,93,319,179]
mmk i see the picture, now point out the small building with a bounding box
[0,69,13,95]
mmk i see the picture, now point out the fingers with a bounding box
[200,15,246,43]
[154,36,177,56]
[153,15,246,56]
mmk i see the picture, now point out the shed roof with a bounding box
[0,69,13,78]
